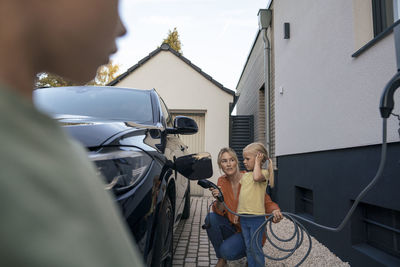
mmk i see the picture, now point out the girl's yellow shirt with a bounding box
[237,169,269,215]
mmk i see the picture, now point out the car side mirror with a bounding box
[175,152,213,180]
[167,116,198,135]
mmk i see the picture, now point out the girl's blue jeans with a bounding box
[205,212,246,260]
[240,216,265,267]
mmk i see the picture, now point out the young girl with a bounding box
[236,142,276,267]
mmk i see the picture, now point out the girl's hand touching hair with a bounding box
[255,152,264,164]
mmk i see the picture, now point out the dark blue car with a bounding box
[34,86,212,266]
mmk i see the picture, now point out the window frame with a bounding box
[352,0,400,58]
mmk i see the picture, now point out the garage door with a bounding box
[171,113,205,196]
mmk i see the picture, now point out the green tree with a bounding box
[35,72,76,88]
[87,61,120,86]
[162,27,182,54]
[35,61,120,88]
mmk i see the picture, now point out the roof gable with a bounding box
[108,43,235,96]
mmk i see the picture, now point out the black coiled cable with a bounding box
[219,203,312,266]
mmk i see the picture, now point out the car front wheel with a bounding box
[181,184,190,219]
[151,195,174,267]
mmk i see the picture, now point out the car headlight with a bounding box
[89,148,152,194]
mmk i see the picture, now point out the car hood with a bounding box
[56,115,157,148]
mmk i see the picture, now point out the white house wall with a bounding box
[115,51,233,183]
[274,0,400,156]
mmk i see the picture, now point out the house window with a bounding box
[372,0,400,36]
[352,0,400,57]
[352,202,400,259]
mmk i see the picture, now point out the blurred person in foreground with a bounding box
[0,0,144,266]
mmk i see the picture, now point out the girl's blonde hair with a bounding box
[243,142,274,187]
[243,142,269,164]
[217,147,239,172]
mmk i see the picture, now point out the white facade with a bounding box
[111,46,234,188]
[274,0,400,156]
[234,2,400,264]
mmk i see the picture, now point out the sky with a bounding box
[111,0,271,91]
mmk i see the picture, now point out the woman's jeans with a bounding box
[240,216,265,267]
[205,212,246,260]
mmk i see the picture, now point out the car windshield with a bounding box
[34,86,154,124]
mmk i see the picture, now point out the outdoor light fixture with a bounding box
[284,22,290,39]
[258,9,272,30]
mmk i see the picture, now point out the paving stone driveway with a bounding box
[172,197,349,267]
[172,196,218,267]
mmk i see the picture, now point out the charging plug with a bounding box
[197,180,224,202]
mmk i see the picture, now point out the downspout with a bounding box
[258,9,272,154]
[262,28,271,153]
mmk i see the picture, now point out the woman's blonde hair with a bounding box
[217,147,239,172]
[243,142,274,187]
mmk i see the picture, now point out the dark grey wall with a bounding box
[275,142,400,267]
[236,33,265,142]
